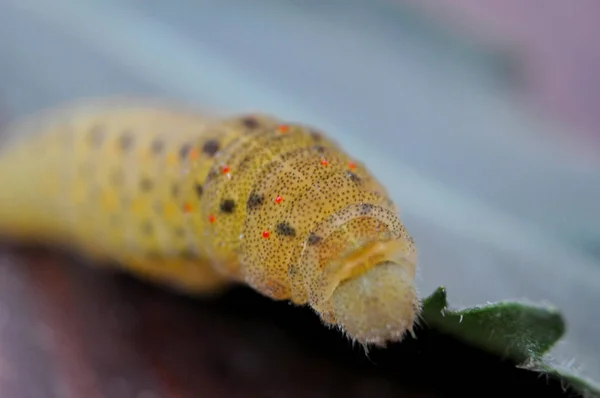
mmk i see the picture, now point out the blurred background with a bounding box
[0,0,598,384]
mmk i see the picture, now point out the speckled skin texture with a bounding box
[0,98,419,346]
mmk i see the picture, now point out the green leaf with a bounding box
[524,362,600,398]
[421,287,600,397]
[421,287,564,362]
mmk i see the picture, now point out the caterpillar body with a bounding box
[0,98,419,346]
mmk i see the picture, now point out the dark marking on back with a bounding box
[346,171,362,184]
[119,131,134,151]
[202,140,220,157]
[247,192,265,210]
[179,143,192,159]
[307,233,322,245]
[359,203,375,215]
[140,178,153,191]
[205,167,219,183]
[220,199,236,213]
[241,116,260,129]
[151,139,164,154]
[195,184,203,198]
[315,145,326,154]
[276,222,296,237]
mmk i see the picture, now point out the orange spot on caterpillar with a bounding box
[189,148,200,160]
[321,159,329,166]
[222,165,231,175]
[277,124,290,134]
[208,214,216,224]
[184,203,193,213]
[262,230,271,239]
[274,196,283,204]
[348,162,357,170]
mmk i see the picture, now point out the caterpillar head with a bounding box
[331,258,419,347]
[305,203,419,347]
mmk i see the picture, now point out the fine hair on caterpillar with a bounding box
[0,97,420,347]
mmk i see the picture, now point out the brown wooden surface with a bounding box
[0,246,569,398]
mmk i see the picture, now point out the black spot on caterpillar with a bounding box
[220,199,236,214]
[195,184,204,198]
[0,97,419,348]
[202,139,220,157]
[275,221,296,237]
[151,138,165,154]
[346,170,362,184]
[118,131,134,151]
[241,116,260,129]
[246,192,265,210]
[307,232,322,245]
[179,143,193,159]
[140,178,154,191]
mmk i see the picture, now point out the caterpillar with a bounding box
[0,97,419,347]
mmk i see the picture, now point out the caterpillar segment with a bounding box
[0,98,419,346]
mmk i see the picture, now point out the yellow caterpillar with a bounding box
[0,97,419,346]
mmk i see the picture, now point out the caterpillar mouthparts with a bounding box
[331,260,419,346]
